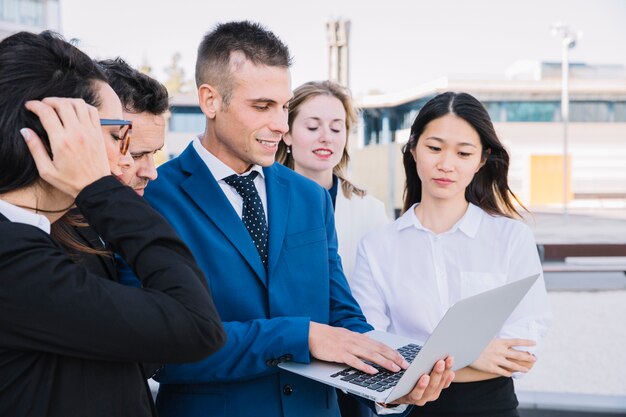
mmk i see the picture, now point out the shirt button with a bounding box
[283,384,293,395]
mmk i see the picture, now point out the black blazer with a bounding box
[61,208,118,281]
[0,176,225,417]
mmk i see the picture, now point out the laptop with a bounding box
[279,274,540,404]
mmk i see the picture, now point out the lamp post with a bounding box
[551,22,582,221]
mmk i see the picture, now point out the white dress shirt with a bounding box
[351,203,551,360]
[193,137,268,222]
[0,199,51,234]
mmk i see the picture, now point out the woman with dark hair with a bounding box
[351,92,551,417]
[0,31,225,417]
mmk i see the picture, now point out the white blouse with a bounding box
[351,203,551,357]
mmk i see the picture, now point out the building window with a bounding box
[0,0,46,26]
[169,107,205,133]
[570,102,611,122]
[614,102,626,122]
[504,102,558,122]
[484,102,503,122]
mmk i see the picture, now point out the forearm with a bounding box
[156,316,311,384]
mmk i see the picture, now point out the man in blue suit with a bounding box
[146,21,454,417]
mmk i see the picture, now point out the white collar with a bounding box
[0,199,51,234]
[192,137,265,181]
[396,202,482,238]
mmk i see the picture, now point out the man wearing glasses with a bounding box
[99,58,169,197]
[59,59,168,281]
[98,59,169,291]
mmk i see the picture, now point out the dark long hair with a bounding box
[0,31,106,194]
[0,31,108,255]
[402,92,524,217]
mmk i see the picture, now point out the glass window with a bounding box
[504,102,558,122]
[0,0,45,26]
[570,102,610,122]
[484,102,502,122]
[169,107,205,133]
[613,102,626,122]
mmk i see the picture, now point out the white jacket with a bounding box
[334,181,389,283]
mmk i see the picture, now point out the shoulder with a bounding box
[269,163,328,197]
[480,210,535,242]
[337,180,386,210]
[0,221,57,258]
[358,214,399,251]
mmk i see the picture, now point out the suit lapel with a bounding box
[264,164,290,275]
[178,146,267,287]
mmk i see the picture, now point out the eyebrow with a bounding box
[425,136,478,148]
[248,98,277,104]
[131,145,164,154]
[304,116,345,123]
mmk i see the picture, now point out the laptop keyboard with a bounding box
[329,343,421,392]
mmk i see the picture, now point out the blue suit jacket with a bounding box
[145,143,372,417]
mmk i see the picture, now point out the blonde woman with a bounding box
[277,81,388,282]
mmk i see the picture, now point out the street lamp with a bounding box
[551,22,582,221]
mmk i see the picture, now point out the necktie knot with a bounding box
[224,171,259,198]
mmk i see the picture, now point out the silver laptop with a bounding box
[279,274,540,404]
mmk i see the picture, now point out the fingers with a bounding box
[308,324,410,376]
[341,337,404,374]
[343,355,378,375]
[21,98,111,197]
[358,340,408,373]
[408,360,447,406]
[505,338,536,347]
[25,100,65,144]
[443,356,455,388]
[507,348,536,362]
[20,128,54,177]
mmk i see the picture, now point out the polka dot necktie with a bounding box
[224,171,268,269]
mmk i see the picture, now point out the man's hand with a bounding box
[470,338,536,377]
[308,322,409,374]
[389,357,454,406]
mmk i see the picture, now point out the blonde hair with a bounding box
[276,80,365,198]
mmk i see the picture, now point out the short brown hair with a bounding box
[195,21,291,105]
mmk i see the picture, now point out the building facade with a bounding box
[0,0,60,39]
[353,62,626,214]
[165,62,626,213]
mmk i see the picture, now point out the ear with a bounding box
[198,84,221,119]
[410,146,417,162]
[282,132,293,146]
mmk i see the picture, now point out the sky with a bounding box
[60,0,626,97]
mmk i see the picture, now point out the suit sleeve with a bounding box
[153,186,371,384]
[323,190,374,333]
[0,176,225,363]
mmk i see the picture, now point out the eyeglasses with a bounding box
[100,119,132,155]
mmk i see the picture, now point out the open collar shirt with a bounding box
[351,202,551,357]
[0,199,50,234]
[193,137,268,222]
